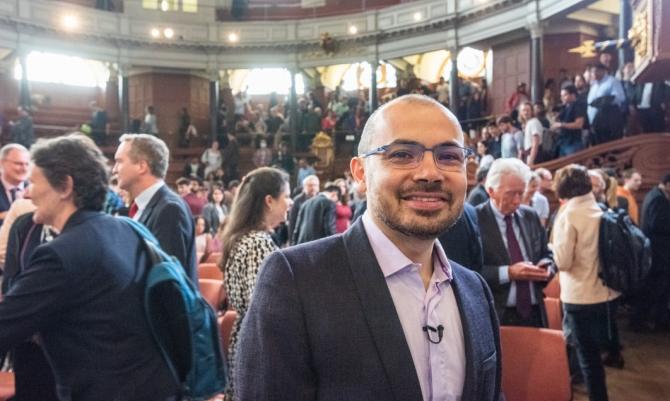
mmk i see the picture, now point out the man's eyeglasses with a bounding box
[360,142,474,171]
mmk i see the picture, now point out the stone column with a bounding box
[117,64,130,132]
[448,48,459,113]
[208,70,220,142]
[369,59,379,112]
[18,52,30,109]
[288,68,298,154]
[529,23,544,104]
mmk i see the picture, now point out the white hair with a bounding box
[302,174,320,186]
[485,158,532,191]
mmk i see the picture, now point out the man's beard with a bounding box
[373,181,463,240]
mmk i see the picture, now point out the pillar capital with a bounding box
[526,22,544,39]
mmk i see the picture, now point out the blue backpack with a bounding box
[123,217,227,400]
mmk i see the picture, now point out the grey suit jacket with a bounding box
[138,185,198,282]
[235,219,501,401]
[476,201,554,322]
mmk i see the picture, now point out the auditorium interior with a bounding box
[0,0,669,400]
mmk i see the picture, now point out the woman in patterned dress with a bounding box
[219,167,292,399]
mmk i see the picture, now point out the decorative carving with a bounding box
[311,131,334,172]
[628,9,648,59]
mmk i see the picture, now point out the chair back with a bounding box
[198,279,225,311]
[500,326,571,401]
[199,263,223,280]
[219,310,238,355]
[543,273,560,298]
[203,252,222,264]
[544,297,563,331]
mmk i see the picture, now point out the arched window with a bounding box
[14,52,110,88]
[243,68,305,95]
[341,62,397,91]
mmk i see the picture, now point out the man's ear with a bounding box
[61,176,75,200]
[350,157,367,194]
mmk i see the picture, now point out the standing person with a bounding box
[142,105,159,136]
[506,82,529,121]
[552,85,586,157]
[519,102,544,165]
[252,139,273,168]
[202,185,228,234]
[201,141,223,179]
[0,144,30,226]
[221,133,240,184]
[235,95,501,401]
[0,135,178,401]
[112,134,197,281]
[552,164,621,401]
[523,172,550,227]
[9,106,34,149]
[587,63,626,144]
[89,101,109,146]
[497,115,523,159]
[616,169,642,225]
[219,167,292,400]
[477,158,554,327]
[636,173,670,331]
[292,185,340,244]
[333,178,352,233]
[287,174,319,243]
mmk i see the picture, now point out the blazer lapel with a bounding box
[138,185,164,226]
[481,202,510,265]
[341,220,423,401]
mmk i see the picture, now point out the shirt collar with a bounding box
[362,211,452,282]
[134,181,164,211]
[1,176,25,192]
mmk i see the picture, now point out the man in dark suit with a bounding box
[636,173,670,331]
[292,185,339,244]
[477,158,554,327]
[0,135,178,401]
[0,144,30,226]
[467,165,490,206]
[235,95,501,401]
[287,174,319,243]
[113,134,197,282]
[438,202,484,273]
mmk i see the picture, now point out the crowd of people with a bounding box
[0,79,667,401]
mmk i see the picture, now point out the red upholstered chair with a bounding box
[218,310,238,356]
[204,252,222,264]
[0,371,15,401]
[544,297,563,331]
[198,279,226,311]
[199,263,223,280]
[500,326,571,401]
[543,273,560,298]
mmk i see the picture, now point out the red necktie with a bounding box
[128,202,138,218]
[504,214,532,319]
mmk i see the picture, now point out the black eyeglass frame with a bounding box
[360,141,474,170]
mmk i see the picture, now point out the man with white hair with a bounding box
[476,158,554,327]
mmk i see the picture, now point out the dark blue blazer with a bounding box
[235,219,502,401]
[0,180,13,226]
[0,210,177,401]
[439,203,484,273]
[138,184,198,282]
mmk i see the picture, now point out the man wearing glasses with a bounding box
[235,94,501,401]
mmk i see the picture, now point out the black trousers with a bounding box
[501,304,543,327]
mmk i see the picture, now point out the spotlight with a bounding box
[150,28,161,38]
[348,25,358,35]
[228,32,239,43]
[62,14,79,31]
[163,28,175,39]
[413,12,422,22]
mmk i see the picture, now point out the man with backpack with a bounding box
[0,135,179,401]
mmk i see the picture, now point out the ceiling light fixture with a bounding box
[348,25,358,35]
[150,28,161,38]
[228,32,239,43]
[163,27,175,39]
[160,0,170,12]
[413,12,422,22]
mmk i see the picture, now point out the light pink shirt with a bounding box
[362,212,466,401]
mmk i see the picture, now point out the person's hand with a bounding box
[551,122,562,130]
[509,261,551,281]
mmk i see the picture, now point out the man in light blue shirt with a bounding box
[587,63,626,144]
